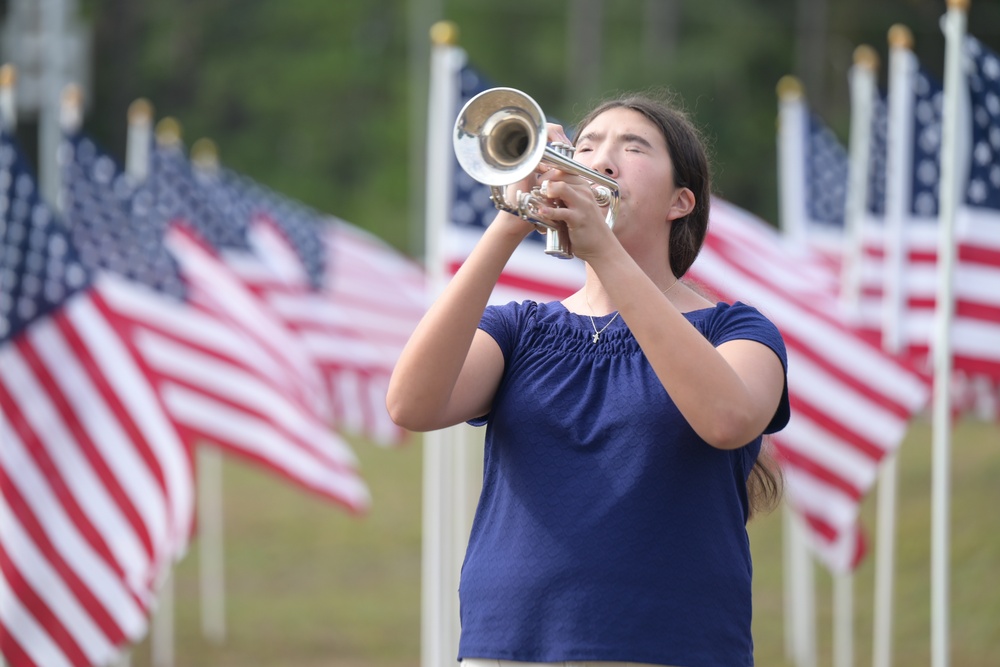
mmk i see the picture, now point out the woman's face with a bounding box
[573,107,690,241]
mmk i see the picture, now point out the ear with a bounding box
[666,187,695,222]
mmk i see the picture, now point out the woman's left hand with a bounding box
[534,171,616,262]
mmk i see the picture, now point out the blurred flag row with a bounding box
[780,32,1000,411]
[1,93,426,665]
[776,29,1000,571]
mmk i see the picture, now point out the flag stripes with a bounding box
[692,201,930,570]
[60,133,371,513]
[190,164,426,446]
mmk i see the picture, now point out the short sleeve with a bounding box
[467,300,538,426]
[701,302,791,434]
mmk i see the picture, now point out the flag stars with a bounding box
[982,51,1000,81]
[94,155,117,185]
[968,179,988,204]
[964,37,1000,210]
[974,140,993,166]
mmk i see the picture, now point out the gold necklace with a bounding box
[585,277,679,344]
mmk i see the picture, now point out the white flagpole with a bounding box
[881,24,917,362]
[931,2,968,666]
[833,44,878,667]
[776,75,817,667]
[0,65,15,132]
[872,24,917,667]
[842,44,878,312]
[784,508,817,667]
[190,139,228,646]
[38,0,68,205]
[422,21,465,667]
[197,446,225,643]
[777,76,809,244]
[126,99,174,667]
[126,98,153,184]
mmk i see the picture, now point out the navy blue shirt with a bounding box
[458,300,790,666]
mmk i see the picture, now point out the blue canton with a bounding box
[805,112,849,229]
[911,66,944,218]
[59,133,187,300]
[451,63,500,235]
[1,132,90,341]
[868,92,888,217]
[964,36,1000,211]
[194,165,328,289]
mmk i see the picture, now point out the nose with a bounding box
[586,148,617,179]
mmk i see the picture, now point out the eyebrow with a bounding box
[576,130,655,149]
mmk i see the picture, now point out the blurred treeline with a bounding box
[48,0,1000,256]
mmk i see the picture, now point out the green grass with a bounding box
[127,417,999,666]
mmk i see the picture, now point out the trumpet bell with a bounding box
[452,86,620,259]
[454,87,548,186]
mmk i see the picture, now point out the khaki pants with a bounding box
[461,660,675,667]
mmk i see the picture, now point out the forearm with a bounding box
[591,247,781,449]
[386,215,526,430]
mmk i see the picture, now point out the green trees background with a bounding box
[68,0,998,257]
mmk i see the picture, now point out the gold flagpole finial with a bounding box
[128,98,154,126]
[776,75,804,101]
[853,44,880,70]
[155,117,182,146]
[191,137,219,170]
[0,64,15,88]
[430,21,459,46]
[888,24,914,50]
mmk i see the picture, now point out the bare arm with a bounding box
[386,213,530,432]
[389,123,574,432]
[599,249,785,449]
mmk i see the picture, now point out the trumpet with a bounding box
[453,87,620,259]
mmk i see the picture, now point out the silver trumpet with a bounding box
[453,87,620,259]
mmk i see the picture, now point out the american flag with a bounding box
[150,141,332,424]
[188,159,427,446]
[59,132,370,513]
[801,109,851,263]
[444,62,931,571]
[692,199,930,572]
[878,41,1000,412]
[951,35,1000,383]
[787,93,889,344]
[787,55,999,415]
[1,131,194,667]
[882,61,945,368]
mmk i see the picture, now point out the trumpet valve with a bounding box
[549,141,574,158]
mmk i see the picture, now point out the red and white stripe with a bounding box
[243,217,428,446]
[101,226,371,513]
[445,224,582,304]
[1,279,195,667]
[694,199,930,572]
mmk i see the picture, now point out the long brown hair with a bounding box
[748,438,784,520]
[576,93,783,518]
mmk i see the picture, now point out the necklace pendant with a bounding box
[592,332,600,344]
